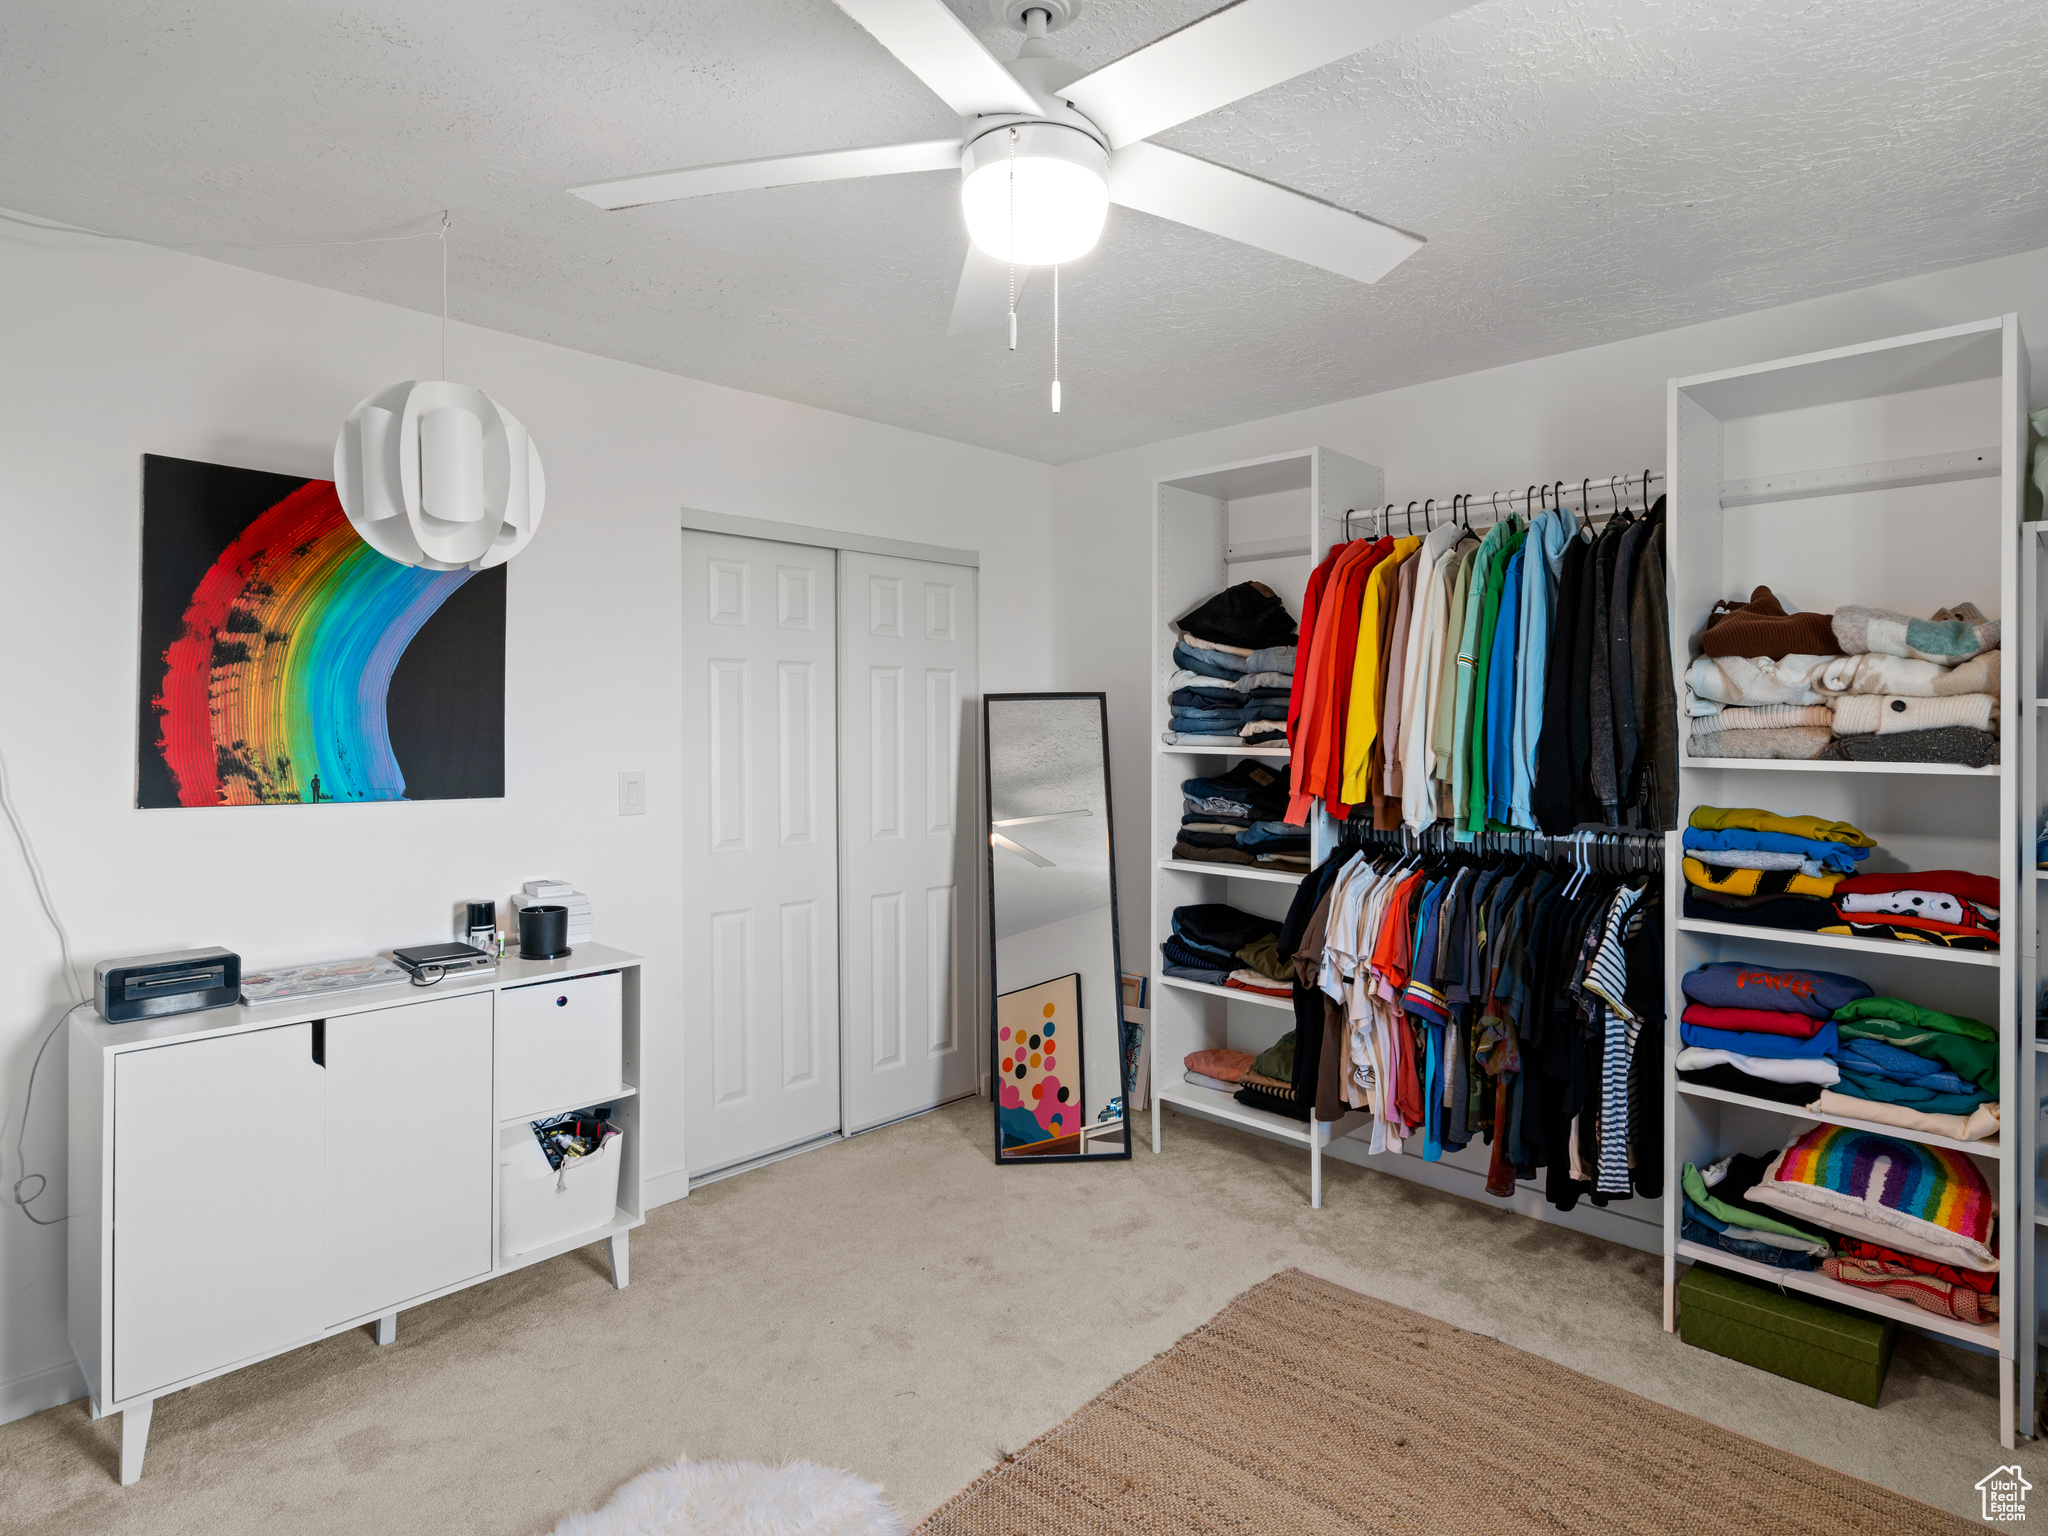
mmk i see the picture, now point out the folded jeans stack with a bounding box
[1163,581,1298,746]
[1686,589,2001,767]
[1173,761,1308,870]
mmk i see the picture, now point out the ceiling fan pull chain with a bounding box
[1050,264,1061,414]
[1007,127,1018,352]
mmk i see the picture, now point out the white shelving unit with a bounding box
[1147,447,1379,1208]
[1662,316,2032,1445]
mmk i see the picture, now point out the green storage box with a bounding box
[1679,1264,1899,1407]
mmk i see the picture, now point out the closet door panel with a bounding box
[325,991,493,1326]
[112,1026,325,1402]
[682,531,842,1175]
[838,552,980,1133]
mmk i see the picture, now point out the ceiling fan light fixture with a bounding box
[960,122,1107,267]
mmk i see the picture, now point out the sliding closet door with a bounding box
[837,552,980,1133]
[681,531,842,1176]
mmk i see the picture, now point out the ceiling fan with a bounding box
[569,0,1478,337]
[991,807,1090,866]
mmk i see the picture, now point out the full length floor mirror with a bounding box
[983,693,1130,1162]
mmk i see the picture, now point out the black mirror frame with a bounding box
[982,691,1131,1164]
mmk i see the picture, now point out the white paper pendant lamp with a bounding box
[333,380,545,571]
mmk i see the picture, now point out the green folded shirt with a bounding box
[1681,1163,1829,1245]
[1235,933,1294,982]
[1831,996,1998,1091]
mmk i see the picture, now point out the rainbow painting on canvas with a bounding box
[138,454,504,807]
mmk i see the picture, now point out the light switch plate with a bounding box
[618,771,646,816]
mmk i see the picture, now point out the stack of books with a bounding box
[514,879,592,946]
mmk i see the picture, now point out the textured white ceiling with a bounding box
[4,1,2044,463]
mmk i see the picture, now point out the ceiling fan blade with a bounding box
[948,245,1030,335]
[1066,0,1480,148]
[570,138,961,210]
[831,0,1042,117]
[991,832,1056,868]
[1108,140,1422,284]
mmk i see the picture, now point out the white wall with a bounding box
[0,219,1054,1420]
[1051,244,2048,949]
[994,902,1120,1122]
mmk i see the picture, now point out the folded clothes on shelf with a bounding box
[1680,959,1871,1017]
[1677,1061,1822,1106]
[1681,885,1838,931]
[1175,583,1300,652]
[1700,586,1842,660]
[1687,724,1832,760]
[1748,1123,1997,1271]
[1682,858,1839,899]
[1818,727,1999,768]
[1832,601,1998,664]
[1831,693,1996,736]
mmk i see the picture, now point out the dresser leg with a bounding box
[375,1313,397,1346]
[607,1232,630,1290]
[120,1399,153,1486]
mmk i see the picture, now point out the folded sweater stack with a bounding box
[1687,589,2000,768]
[1674,959,2001,1143]
[1160,902,1293,997]
[1679,806,1999,953]
[1164,582,1299,747]
[1173,760,1309,871]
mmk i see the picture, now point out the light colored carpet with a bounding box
[547,1458,904,1536]
[0,1099,2036,1532]
[919,1269,1978,1535]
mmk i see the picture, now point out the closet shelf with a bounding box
[1158,975,1294,1013]
[1673,1081,2002,1160]
[1158,859,1306,885]
[1674,918,2001,968]
[1680,756,1998,777]
[1158,1079,1370,1147]
[500,1082,637,1128]
[1674,1241,1997,1347]
[1157,745,1291,759]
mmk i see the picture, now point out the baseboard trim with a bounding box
[0,1358,86,1428]
[644,1164,693,1212]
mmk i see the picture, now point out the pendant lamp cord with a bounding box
[1050,264,1061,414]
[439,210,450,382]
[1006,129,1017,353]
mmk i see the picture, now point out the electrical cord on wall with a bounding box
[0,737,89,1225]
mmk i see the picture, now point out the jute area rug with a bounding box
[917,1269,1974,1535]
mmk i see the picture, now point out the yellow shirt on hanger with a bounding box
[1339,536,1420,804]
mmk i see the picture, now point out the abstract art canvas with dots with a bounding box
[137,453,504,808]
[996,972,1084,1154]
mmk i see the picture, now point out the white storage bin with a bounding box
[499,1120,623,1259]
[496,970,622,1119]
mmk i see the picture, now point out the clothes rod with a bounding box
[1342,471,1665,542]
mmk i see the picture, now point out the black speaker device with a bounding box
[518,904,570,959]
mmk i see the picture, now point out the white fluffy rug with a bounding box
[545,1458,908,1536]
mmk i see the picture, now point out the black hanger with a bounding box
[1422,498,1435,533]
[1404,500,1418,537]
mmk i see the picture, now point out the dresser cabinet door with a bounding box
[112,1025,325,1402]
[324,991,494,1325]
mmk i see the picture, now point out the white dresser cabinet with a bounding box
[323,992,494,1328]
[111,1023,326,1405]
[70,946,646,1484]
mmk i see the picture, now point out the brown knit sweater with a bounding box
[1700,585,1841,659]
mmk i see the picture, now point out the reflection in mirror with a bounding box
[984,693,1129,1162]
